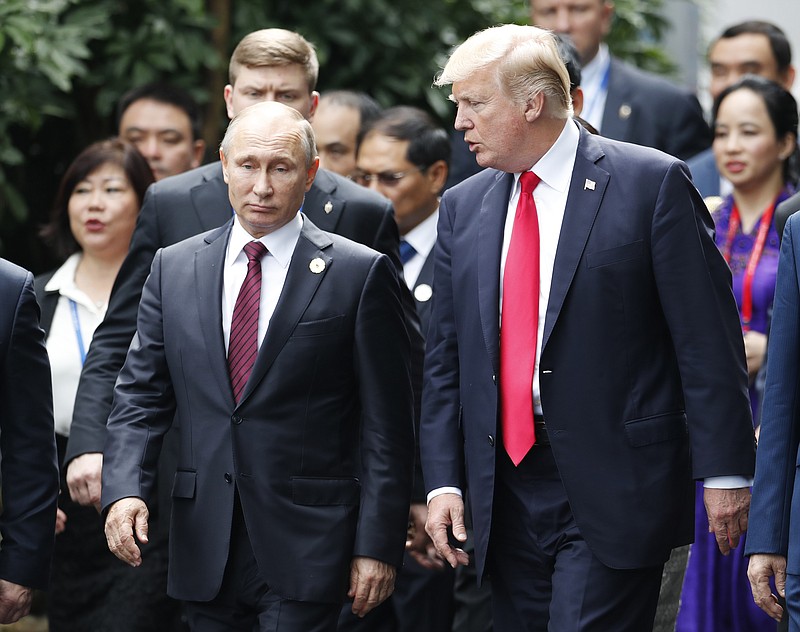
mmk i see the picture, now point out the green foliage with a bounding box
[608,0,676,75]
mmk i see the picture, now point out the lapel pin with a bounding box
[584,179,596,191]
[309,257,326,274]
[324,201,333,214]
[414,284,433,302]
[619,104,632,120]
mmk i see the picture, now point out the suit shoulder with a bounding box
[159,224,228,259]
[313,169,391,213]
[612,58,692,97]
[0,259,31,291]
[686,148,716,171]
[443,167,503,198]
[149,161,223,196]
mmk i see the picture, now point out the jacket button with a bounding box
[488,435,495,447]
[232,414,242,425]
[224,473,232,484]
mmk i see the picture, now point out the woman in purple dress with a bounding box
[677,76,799,631]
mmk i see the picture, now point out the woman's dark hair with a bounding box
[40,138,154,260]
[712,75,800,187]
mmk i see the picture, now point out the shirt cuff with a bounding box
[703,475,753,489]
[427,486,462,504]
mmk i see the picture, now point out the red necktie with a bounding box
[500,171,541,465]
[228,240,267,403]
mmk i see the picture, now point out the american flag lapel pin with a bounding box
[584,179,596,191]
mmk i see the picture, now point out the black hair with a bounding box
[116,82,203,140]
[358,106,451,169]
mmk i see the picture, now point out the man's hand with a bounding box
[747,553,786,621]
[744,331,768,381]
[406,502,445,570]
[55,508,67,535]
[0,579,32,624]
[348,556,396,617]
[104,497,149,567]
[66,452,103,510]
[425,493,469,569]
[704,486,750,555]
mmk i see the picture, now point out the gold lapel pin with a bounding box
[619,104,632,120]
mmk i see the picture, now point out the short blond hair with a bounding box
[435,24,572,119]
[229,29,319,92]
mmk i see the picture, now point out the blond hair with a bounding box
[229,29,319,92]
[435,24,572,119]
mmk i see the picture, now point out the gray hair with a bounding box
[220,101,318,168]
[435,24,572,119]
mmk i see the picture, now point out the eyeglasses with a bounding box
[351,165,428,187]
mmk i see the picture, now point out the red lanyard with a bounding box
[721,197,778,332]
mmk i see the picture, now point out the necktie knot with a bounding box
[399,239,417,265]
[520,171,541,195]
[243,240,267,263]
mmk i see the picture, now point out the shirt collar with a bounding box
[44,252,82,293]
[226,212,303,270]
[515,119,581,194]
[403,207,439,256]
[581,43,610,89]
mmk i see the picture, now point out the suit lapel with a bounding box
[190,163,233,231]
[478,171,514,374]
[236,218,333,405]
[302,169,343,233]
[195,220,235,407]
[542,131,608,351]
[601,59,632,142]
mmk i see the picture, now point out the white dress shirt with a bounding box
[222,213,302,352]
[579,43,611,132]
[402,208,439,288]
[44,253,107,437]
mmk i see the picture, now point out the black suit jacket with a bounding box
[775,190,800,242]
[0,259,59,589]
[420,124,755,580]
[65,162,417,463]
[601,57,711,161]
[101,218,414,602]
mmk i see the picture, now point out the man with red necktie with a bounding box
[421,24,756,631]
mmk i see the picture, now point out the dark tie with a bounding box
[500,171,541,465]
[399,239,417,265]
[228,240,268,403]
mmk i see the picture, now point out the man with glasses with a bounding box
[353,106,454,632]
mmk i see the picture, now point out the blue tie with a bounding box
[399,240,416,265]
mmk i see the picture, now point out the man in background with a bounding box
[688,21,795,198]
[530,0,711,160]
[117,82,206,180]
[313,90,381,177]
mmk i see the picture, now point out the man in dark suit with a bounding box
[354,106,453,632]
[530,0,711,161]
[102,102,414,631]
[0,259,59,623]
[747,209,800,627]
[421,25,756,631]
[65,28,409,510]
[775,190,800,240]
[687,21,795,198]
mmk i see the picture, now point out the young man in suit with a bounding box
[102,102,414,631]
[354,106,453,632]
[117,82,207,181]
[0,259,59,624]
[421,24,755,631]
[687,21,795,198]
[65,27,413,512]
[530,0,711,161]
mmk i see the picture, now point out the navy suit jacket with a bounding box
[65,162,415,464]
[0,260,59,589]
[746,212,800,570]
[686,148,722,198]
[601,57,711,161]
[101,217,414,602]
[420,124,755,580]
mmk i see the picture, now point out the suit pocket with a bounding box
[624,412,687,447]
[171,470,197,499]
[292,315,345,337]
[291,476,360,506]
[586,240,644,268]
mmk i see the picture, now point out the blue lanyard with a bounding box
[69,299,87,365]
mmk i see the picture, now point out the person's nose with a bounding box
[723,131,742,153]
[253,169,272,197]
[554,8,572,33]
[87,189,105,211]
[141,136,161,159]
[454,106,471,131]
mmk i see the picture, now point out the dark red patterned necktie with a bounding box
[228,240,267,403]
[500,171,541,465]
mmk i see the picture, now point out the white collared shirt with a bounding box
[44,253,107,437]
[402,209,439,288]
[579,43,611,132]
[501,119,579,416]
[222,213,302,351]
